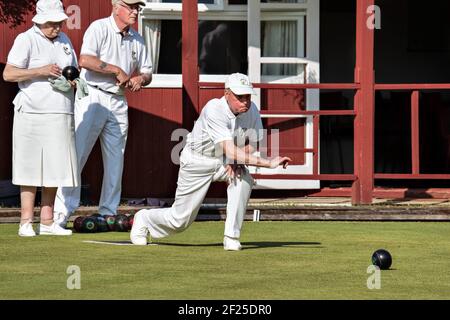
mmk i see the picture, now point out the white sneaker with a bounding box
[53,212,69,228]
[38,222,72,236]
[130,211,149,245]
[18,222,36,237]
[223,236,242,251]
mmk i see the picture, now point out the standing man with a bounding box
[131,73,291,250]
[54,0,152,226]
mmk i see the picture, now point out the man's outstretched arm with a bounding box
[220,140,291,169]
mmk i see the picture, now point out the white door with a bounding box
[248,0,320,189]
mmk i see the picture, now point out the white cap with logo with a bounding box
[32,0,69,24]
[225,73,256,95]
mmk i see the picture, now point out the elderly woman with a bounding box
[3,0,79,237]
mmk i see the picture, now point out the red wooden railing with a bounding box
[200,82,450,201]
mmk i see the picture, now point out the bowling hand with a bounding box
[40,64,62,78]
[225,164,244,184]
[268,156,292,169]
[225,164,235,181]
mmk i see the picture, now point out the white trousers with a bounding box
[54,87,128,216]
[138,148,253,239]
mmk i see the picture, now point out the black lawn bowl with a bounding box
[105,215,116,231]
[73,216,85,233]
[114,214,129,232]
[95,215,109,232]
[62,65,80,81]
[81,217,98,233]
[371,249,392,270]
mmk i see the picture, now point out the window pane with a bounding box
[157,20,182,74]
[147,20,248,75]
[199,21,247,74]
[261,20,302,77]
[262,63,303,76]
[261,21,298,57]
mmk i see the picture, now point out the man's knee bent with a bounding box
[169,211,198,233]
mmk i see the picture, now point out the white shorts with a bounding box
[12,110,79,187]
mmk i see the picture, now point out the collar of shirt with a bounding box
[32,24,60,42]
[220,96,238,120]
[109,15,135,37]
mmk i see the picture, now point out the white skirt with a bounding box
[12,110,79,187]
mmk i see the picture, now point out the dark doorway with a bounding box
[320,0,450,188]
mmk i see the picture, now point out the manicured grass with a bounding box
[1,221,450,299]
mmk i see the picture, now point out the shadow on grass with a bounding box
[242,241,322,250]
[157,241,323,250]
[82,240,323,249]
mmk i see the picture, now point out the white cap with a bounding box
[112,0,146,6]
[32,0,69,24]
[225,73,256,95]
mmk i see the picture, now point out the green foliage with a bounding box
[0,0,35,28]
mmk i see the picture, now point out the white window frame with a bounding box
[141,0,308,12]
[143,1,223,12]
[139,0,311,88]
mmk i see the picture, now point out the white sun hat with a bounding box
[225,73,256,95]
[32,0,69,24]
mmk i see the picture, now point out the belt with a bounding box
[88,84,121,95]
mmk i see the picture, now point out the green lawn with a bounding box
[1,221,450,300]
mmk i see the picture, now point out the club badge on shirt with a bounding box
[132,50,137,61]
[63,45,72,55]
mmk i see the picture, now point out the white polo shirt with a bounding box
[7,25,77,114]
[185,97,263,158]
[80,15,152,95]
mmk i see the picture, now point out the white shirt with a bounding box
[7,25,77,114]
[80,16,152,95]
[185,97,263,158]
